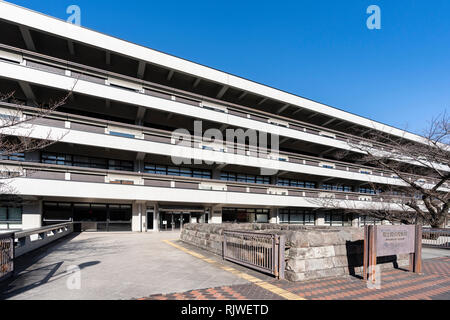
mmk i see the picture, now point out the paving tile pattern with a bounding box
[141,257,450,300]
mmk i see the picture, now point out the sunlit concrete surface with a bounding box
[0,232,253,300]
[422,247,450,260]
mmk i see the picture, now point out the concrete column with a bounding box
[210,206,222,224]
[200,208,209,223]
[153,203,160,232]
[315,212,325,226]
[131,201,144,232]
[271,175,278,185]
[22,200,43,230]
[24,151,40,162]
[269,208,278,224]
[212,169,221,180]
[135,159,144,173]
[141,204,147,231]
[351,215,360,227]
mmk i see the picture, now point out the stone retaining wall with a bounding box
[180,223,410,281]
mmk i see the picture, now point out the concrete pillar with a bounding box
[352,215,359,228]
[351,214,360,227]
[132,201,144,232]
[271,175,278,185]
[269,208,278,224]
[210,206,222,224]
[315,212,325,226]
[24,151,40,162]
[22,200,43,230]
[141,205,147,231]
[153,203,160,232]
[200,208,209,223]
[134,159,144,173]
[212,169,221,180]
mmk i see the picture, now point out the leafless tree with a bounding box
[0,88,73,197]
[329,112,450,228]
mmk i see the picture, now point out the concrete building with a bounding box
[0,2,446,232]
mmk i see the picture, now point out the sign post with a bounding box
[363,224,422,282]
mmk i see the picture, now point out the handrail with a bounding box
[13,222,74,258]
[0,43,394,150]
[15,222,73,238]
[0,101,436,185]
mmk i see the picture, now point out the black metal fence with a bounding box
[0,232,14,281]
[422,228,450,249]
[223,230,285,279]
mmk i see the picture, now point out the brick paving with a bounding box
[139,257,450,300]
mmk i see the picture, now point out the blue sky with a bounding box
[8,0,450,135]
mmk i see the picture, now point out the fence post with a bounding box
[223,233,226,260]
[414,225,422,274]
[273,235,278,278]
[278,235,286,280]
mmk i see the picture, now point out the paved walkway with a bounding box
[0,232,263,300]
[142,244,450,300]
[1,232,449,300]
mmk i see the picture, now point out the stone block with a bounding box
[305,257,334,271]
[332,256,349,268]
[286,258,306,273]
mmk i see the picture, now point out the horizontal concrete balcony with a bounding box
[4,162,415,210]
[0,44,409,157]
[0,105,436,188]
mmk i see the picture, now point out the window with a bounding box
[0,206,22,222]
[322,184,353,192]
[108,159,133,171]
[279,208,316,225]
[359,187,376,194]
[144,164,211,179]
[41,152,133,172]
[222,208,270,223]
[0,152,25,161]
[277,179,315,189]
[305,182,316,189]
[109,131,135,139]
[221,172,270,184]
[42,153,72,165]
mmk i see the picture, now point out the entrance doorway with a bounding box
[146,210,154,231]
[159,210,202,231]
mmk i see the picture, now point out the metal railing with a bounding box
[0,232,14,281]
[422,228,450,249]
[223,230,285,279]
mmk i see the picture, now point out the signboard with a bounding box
[376,225,415,256]
[363,224,422,282]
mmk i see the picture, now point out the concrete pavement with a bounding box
[0,232,253,300]
[422,247,450,260]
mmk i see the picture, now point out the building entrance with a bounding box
[159,208,204,231]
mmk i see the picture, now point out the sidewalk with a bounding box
[142,245,450,300]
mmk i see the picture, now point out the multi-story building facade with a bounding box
[0,2,447,232]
